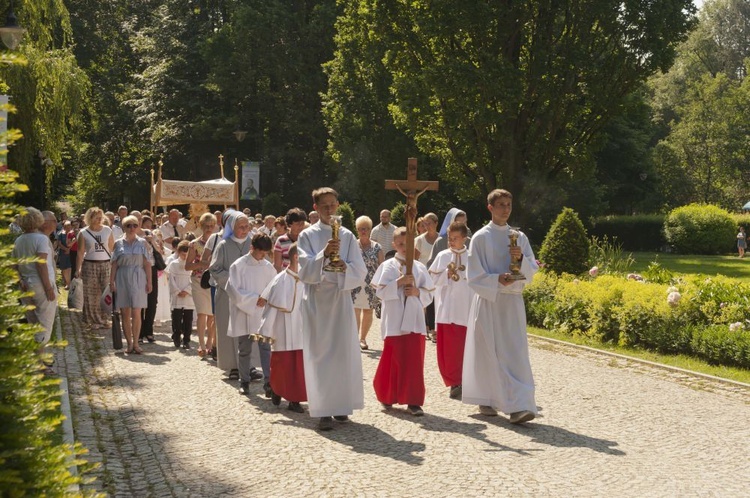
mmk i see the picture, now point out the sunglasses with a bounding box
[124,224,139,228]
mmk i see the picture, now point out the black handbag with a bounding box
[200,269,211,289]
[149,241,167,271]
[111,291,123,350]
[200,235,219,289]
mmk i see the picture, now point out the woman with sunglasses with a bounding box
[110,215,152,353]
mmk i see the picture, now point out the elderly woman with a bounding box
[75,207,114,329]
[209,211,255,378]
[12,208,58,356]
[110,215,152,353]
[350,216,384,350]
[185,212,218,357]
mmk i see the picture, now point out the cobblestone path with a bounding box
[56,307,750,497]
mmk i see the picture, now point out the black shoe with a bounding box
[318,417,334,431]
[288,402,304,413]
[182,342,191,350]
[210,348,217,361]
[271,392,282,406]
[249,369,264,381]
[408,405,424,416]
[239,382,250,396]
[381,403,393,411]
[263,382,273,398]
[146,336,156,343]
[449,385,462,399]
[228,369,240,380]
[172,336,181,348]
[333,415,349,422]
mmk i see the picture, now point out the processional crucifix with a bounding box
[385,158,439,276]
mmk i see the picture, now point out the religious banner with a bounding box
[241,161,260,200]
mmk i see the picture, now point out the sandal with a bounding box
[133,346,143,354]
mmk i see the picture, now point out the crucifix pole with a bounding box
[385,158,439,275]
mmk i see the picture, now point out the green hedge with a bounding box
[0,172,91,494]
[664,204,736,254]
[588,214,666,252]
[524,272,750,368]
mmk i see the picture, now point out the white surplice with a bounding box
[259,268,304,351]
[462,222,539,415]
[371,256,434,338]
[226,254,277,338]
[428,247,474,327]
[298,221,367,418]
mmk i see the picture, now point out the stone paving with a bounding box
[55,306,750,497]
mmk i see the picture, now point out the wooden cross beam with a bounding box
[385,158,439,275]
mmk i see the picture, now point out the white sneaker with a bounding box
[509,410,535,424]
[479,405,498,416]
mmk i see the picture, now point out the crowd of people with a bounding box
[13,187,540,430]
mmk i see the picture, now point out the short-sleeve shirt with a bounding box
[274,234,296,270]
[112,237,148,265]
[12,232,55,285]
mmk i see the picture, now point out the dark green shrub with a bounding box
[589,214,666,251]
[538,207,590,276]
[261,192,286,218]
[390,201,406,227]
[337,202,356,232]
[663,204,736,254]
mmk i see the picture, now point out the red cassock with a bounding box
[436,322,467,387]
[270,350,307,402]
[373,332,426,406]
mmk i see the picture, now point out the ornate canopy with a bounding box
[150,156,239,211]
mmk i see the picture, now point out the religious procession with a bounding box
[17,174,540,433]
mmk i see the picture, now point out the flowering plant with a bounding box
[667,291,681,307]
[729,322,743,332]
[589,266,599,277]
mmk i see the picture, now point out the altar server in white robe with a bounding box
[259,243,307,413]
[298,187,367,431]
[428,221,474,400]
[462,189,539,424]
[371,227,434,416]
[227,233,277,396]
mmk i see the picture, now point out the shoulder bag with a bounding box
[200,235,220,289]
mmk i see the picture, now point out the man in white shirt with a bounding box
[370,209,395,254]
[161,209,186,245]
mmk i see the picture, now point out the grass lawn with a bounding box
[629,252,750,280]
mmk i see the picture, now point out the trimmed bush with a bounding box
[337,202,356,232]
[589,214,666,251]
[663,204,736,254]
[390,201,406,227]
[524,271,750,368]
[538,207,590,276]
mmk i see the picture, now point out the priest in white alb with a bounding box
[462,189,540,424]
[297,187,367,431]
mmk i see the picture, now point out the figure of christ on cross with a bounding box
[385,158,439,276]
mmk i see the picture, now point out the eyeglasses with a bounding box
[124,224,138,228]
